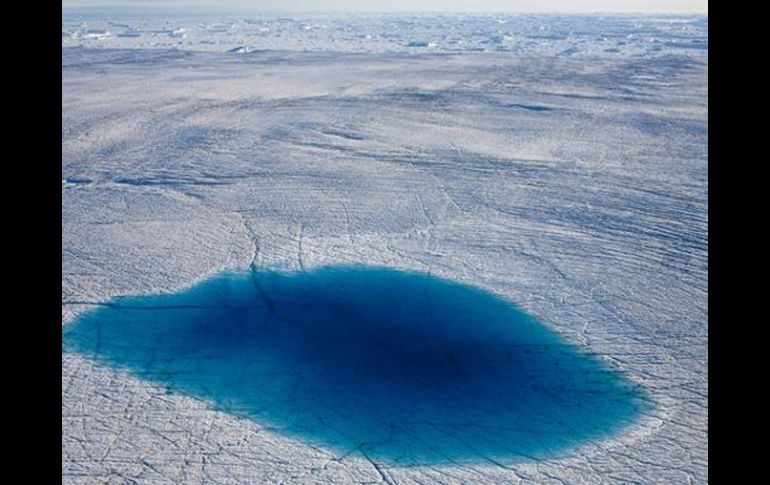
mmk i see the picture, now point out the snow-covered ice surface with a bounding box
[62,10,708,57]
[62,10,707,484]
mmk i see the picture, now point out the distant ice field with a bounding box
[62,13,707,484]
[62,10,707,57]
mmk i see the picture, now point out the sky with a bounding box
[61,1,709,13]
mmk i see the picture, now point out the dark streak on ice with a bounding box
[505,103,555,112]
[62,265,650,465]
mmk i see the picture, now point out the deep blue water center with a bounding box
[63,266,649,465]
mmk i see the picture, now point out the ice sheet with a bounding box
[62,12,707,484]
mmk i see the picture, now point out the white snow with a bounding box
[61,11,708,58]
[62,10,708,484]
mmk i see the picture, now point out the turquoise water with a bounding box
[62,266,649,465]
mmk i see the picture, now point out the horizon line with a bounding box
[61,7,709,15]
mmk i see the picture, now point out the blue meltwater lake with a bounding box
[62,265,650,465]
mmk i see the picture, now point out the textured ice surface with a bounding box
[62,9,708,57]
[64,266,649,466]
[62,11,707,484]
